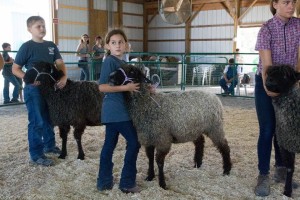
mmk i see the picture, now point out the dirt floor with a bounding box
[0,96,299,200]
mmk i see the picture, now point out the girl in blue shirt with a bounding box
[97,29,141,193]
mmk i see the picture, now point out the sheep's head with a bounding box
[109,64,151,86]
[23,61,64,85]
[265,64,300,94]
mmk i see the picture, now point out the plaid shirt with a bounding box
[255,15,300,74]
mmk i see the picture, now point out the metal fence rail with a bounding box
[0,51,258,106]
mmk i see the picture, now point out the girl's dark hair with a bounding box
[27,16,45,28]
[270,0,278,15]
[104,29,128,56]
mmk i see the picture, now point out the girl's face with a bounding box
[81,35,89,43]
[273,0,297,21]
[106,34,126,59]
[28,20,46,41]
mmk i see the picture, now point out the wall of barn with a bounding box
[56,0,273,57]
[147,5,272,54]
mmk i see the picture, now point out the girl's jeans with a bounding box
[78,60,90,81]
[255,74,283,175]
[97,121,140,190]
[24,84,56,161]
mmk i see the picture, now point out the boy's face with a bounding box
[4,46,11,51]
[28,20,46,40]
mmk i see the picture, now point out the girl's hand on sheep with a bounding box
[126,82,140,92]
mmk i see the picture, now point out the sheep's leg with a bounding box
[73,126,86,160]
[193,135,205,168]
[145,145,155,181]
[281,148,295,197]
[156,149,169,189]
[210,136,232,175]
[58,125,70,159]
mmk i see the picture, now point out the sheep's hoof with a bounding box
[145,176,154,181]
[283,191,292,197]
[58,154,66,159]
[77,156,85,160]
[223,171,230,176]
[159,183,167,190]
[194,163,202,168]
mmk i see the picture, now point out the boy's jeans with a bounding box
[24,85,56,161]
[255,75,283,175]
[3,75,20,102]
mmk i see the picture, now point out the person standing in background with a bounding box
[2,43,21,104]
[76,34,91,81]
[92,35,105,80]
[254,0,300,197]
[0,53,4,70]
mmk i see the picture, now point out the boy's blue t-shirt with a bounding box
[99,55,131,123]
[14,40,62,70]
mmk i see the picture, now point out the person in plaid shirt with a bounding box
[254,0,300,197]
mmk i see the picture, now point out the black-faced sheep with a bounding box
[23,62,103,160]
[109,64,232,189]
[265,64,300,197]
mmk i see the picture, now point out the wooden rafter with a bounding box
[238,0,258,21]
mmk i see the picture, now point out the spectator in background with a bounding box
[219,58,242,96]
[0,53,4,70]
[92,35,105,80]
[76,34,91,80]
[122,42,132,62]
[2,43,21,104]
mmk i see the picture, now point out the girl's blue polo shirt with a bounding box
[99,55,131,124]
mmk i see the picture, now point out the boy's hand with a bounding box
[56,76,67,89]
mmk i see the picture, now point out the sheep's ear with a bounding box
[296,72,300,80]
[23,68,37,84]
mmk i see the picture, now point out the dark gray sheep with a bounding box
[265,64,300,197]
[23,62,103,160]
[109,64,232,189]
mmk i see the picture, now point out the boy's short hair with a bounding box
[2,43,10,50]
[27,16,44,28]
[229,58,235,64]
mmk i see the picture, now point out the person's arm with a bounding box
[259,49,279,96]
[99,83,140,93]
[0,54,4,71]
[296,46,300,72]
[55,59,68,89]
[12,63,25,79]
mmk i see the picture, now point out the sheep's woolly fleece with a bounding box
[1,96,300,199]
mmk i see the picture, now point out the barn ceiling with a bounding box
[125,0,270,16]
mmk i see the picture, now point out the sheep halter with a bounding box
[119,68,134,85]
[32,67,58,90]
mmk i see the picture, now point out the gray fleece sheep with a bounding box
[109,64,232,189]
[265,64,300,197]
[23,62,103,160]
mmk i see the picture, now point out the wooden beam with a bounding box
[143,2,149,51]
[51,0,58,44]
[238,0,259,21]
[118,0,123,28]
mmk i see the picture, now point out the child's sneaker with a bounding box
[120,186,141,194]
[30,156,54,166]
[44,146,61,155]
[254,175,270,197]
